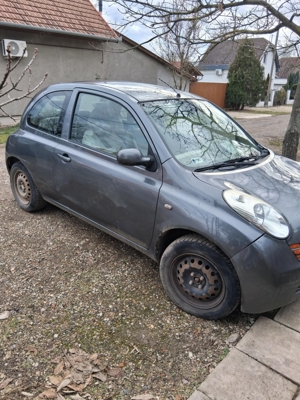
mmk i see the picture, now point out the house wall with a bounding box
[0,27,190,116]
[198,69,229,84]
[256,47,277,107]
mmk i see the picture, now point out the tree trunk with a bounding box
[282,83,300,160]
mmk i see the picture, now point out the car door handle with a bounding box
[57,153,71,162]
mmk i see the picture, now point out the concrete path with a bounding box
[189,298,300,400]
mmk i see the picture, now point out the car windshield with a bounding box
[140,99,263,170]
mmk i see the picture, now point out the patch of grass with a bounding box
[219,346,230,360]
[241,109,289,116]
[269,139,282,147]
[0,125,19,144]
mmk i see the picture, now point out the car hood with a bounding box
[193,153,300,243]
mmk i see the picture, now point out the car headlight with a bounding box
[223,189,289,239]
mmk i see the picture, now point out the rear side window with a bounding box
[27,91,71,136]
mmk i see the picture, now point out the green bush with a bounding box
[226,38,265,110]
[273,88,287,106]
[283,71,299,99]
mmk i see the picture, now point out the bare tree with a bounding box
[156,0,202,90]
[111,0,300,159]
[0,46,48,121]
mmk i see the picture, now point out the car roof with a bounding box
[44,81,200,102]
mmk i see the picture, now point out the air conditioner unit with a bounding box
[215,69,223,76]
[2,39,28,58]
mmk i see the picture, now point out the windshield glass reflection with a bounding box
[141,99,262,169]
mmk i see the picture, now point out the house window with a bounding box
[27,91,71,136]
[263,52,267,64]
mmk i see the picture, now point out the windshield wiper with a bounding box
[194,150,270,173]
[194,160,257,172]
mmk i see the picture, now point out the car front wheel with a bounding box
[10,162,46,212]
[160,234,240,320]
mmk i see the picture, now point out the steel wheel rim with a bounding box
[14,171,31,205]
[171,254,225,309]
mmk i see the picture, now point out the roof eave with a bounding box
[0,21,121,42]
[116,32,202,79]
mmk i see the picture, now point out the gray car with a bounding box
[5,82,300,320]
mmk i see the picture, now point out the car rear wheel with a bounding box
[10,162,46,212]
[160,234,240,320]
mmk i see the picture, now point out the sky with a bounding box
[90,0,155,46]
[89,0,299,58]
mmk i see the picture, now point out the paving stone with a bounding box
[237,316,300,384]
[188,390,211,400]
[198,348,296,400]
[275,298,300,332]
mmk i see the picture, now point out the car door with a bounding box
[52,90,162,249]
[17,90,71,198]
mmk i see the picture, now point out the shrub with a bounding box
[273,88,287,106]
[226,38,265,110]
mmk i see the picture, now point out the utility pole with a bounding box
[264,29,279,107]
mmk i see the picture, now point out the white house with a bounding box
[197,38,280,106]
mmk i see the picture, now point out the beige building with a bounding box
[0,0,198,117]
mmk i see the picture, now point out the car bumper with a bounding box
[231,234,300,314]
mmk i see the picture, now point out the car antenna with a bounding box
[159,78,181,98]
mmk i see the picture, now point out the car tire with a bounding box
[160,234,240,320]
[10,162,46,212]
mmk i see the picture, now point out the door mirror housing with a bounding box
[117,148,155,169]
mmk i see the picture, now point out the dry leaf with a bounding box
[62,370,71,379]
[57,378,72,392]
[76,362,91,372]
[89,353,98,361]
[56,394,65,400]
[64,361,71,369]
[0,311,10,320]
[66,382,85,392]
[0,378,13,390]
[38,388,57,399]
[131,395,156,400]
[25,347,38,356]
[4,351,11,360]
[49,376,62,387]
[71,371,86,384]
[93,372,107,382]
[117,361,125,368]
[54,361,64,376]
[107,368,122,378]
[51,357,61,364]
[21,392,34,397]
[83,374,92,388]
[91,359,107,370]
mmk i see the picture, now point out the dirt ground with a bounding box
[236,114,291,157]
[0,113,290,400]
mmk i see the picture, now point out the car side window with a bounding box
[27,91,71,136]
[70,93,149,156]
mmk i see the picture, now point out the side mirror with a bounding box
[117,148,155,169]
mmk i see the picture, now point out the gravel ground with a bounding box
[235,114,292,158]
[1,110,290,400]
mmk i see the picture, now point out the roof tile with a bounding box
[277,57,300,79]
[0,0,118,40]
[198,38,271,68]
